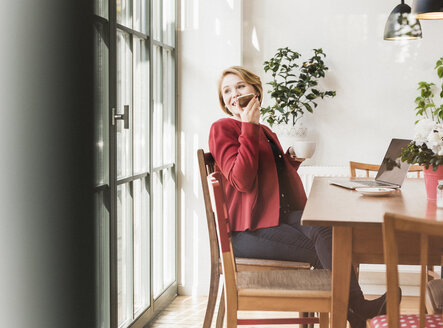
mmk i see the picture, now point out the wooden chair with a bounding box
[197,149,312,328]
[208,171,331,327]
[368,213,443,328]
[349,161,422,178]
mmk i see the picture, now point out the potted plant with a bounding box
[260,47,336,158]
[400,57,443,200]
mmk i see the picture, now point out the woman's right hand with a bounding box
[236,95,260,124]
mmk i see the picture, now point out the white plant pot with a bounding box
[273,121,316,158]
[291,140,316,159]
[274,121,308,140]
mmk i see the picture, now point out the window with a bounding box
[94,0,177,327]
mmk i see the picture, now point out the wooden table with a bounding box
[301,177,443,328]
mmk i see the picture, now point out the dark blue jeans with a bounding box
[231,210,362,296]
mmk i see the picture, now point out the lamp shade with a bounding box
[413,0,443,19]
[384,1,423,40]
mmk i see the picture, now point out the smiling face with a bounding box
[221,73,257,117]
[217,66,263,116]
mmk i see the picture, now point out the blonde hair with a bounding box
[218,66,263,116]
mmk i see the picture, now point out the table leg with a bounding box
[331,226,352,328]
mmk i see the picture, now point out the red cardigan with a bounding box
[208,118,307,231]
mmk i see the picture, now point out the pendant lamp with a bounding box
[413,0,443,19]
[384,0,423,40]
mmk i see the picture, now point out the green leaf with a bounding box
[306,93,316,100]
[438,66,443,79]
[303,103,313,113]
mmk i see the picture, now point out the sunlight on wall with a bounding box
[193,133,199,197]
[192,210,199,295]
[178,0,242,296]
[192,134,200,295]
[395,40,420,63]
[179,0,199,30]
[251,26,260,51]
[180,189,186,286]
[180,131,186,174]
[193,0,199,30]
[215,18,221,36]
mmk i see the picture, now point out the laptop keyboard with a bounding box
[356,180,393,187]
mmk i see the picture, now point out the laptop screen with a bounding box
[375,138,412,186]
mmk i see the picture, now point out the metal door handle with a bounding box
[112,105,129,129]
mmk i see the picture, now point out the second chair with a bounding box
[349,161,422,178]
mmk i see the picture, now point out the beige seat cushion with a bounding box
[427,279,443,314]
[237,269,331,296]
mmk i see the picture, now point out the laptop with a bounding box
[329,138,412,189]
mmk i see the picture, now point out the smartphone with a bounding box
[237,93,255,107]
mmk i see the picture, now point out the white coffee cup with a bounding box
[292,141,316,159]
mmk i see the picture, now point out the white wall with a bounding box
[177,0,443,296]
[243,0,443,166]
[177,0,242,295]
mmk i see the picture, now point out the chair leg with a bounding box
[308,313,316,328]
[203,269,220,328]
[319,312,329,328]
[299,312,307,328]
[216,286,225,328]
[299,312,313,328]
[224,290,237,328]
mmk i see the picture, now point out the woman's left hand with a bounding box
[289,147,305,162]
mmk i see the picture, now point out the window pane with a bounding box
[94,22,109,186]
[162,0,175,46]
[162,50,175,165]
[133,38,150,174]
[117,0,132,28]
[152,172,163,298]
[94,0,108,18]
[162,168,176,287]
[133,178,150,315]
[117,184,133,326]
[95,191,110,328]
[134,0,148,34]
[152,46,163,168]
[117,30,133,179]
[152,0,161,41]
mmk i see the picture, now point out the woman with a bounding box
[208,66,393,328]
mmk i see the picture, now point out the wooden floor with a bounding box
[148,295,419,328]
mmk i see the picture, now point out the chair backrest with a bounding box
[349,161,380,178]
[208,171,238,296]
[383,212,443,328]
[197,149,221,274]
[349,161,422,178]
